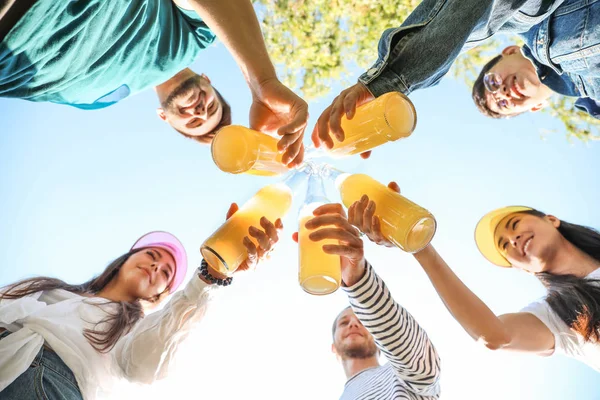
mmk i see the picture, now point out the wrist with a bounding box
[413,244,434,260]
[412,245,440,272]
[249,74,279,97]
[199,259,233,286]
[357,81,375,101]
[342,259,367,287]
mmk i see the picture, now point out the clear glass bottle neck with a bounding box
[282,167,309,192]
[305,173,329,205]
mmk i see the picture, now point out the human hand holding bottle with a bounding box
[205,203,284,280]
[347,182,401,248]
[292,203,366,286]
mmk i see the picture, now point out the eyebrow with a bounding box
[505,216,516,230]
[151,249,174,278]
[149,248,162,259]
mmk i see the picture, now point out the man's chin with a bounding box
[342,343,377,359]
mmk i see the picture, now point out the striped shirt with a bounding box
[340,262,441,400]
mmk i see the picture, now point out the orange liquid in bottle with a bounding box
[211,125,288,176]
[336,173,435,253]
[329,92,416,157]
[297,168,342,296]
[201,183,293,276]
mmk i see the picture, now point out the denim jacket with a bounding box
[521,0,600,118]
[358,0,600,119]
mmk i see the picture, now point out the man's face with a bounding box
[332,308,378,359]
[484,46,552,116]
[156,72,223,138]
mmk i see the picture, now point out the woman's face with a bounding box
[494,213,562,273]
[117,247,176,301]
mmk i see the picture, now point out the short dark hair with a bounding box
[175,88,232,145]
[332,306,352,339]
[472,54,528,119]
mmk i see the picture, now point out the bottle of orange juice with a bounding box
[298,167,341,295]
[201,170,307,276]
[211,125,289,176]
[328,92,416,157]
[331,170,436,253]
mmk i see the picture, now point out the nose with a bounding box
[510,233,522,248]
[193,103,208,119]
[497,82,511,99]
[348,316,361,329]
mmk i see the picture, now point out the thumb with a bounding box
[387,182,401,193]
[225,203,239,220]
[360,151,372,159]
[292,232,299,243]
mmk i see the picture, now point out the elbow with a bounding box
[122,365,159,385]
[477,332,512,351]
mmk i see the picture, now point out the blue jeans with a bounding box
[0,331,83,400]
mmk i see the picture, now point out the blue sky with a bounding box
[1,33,600,399]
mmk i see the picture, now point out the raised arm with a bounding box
[114,272,218,384]
[115,205,283,384]
[312,0,536,149]
[344,261,441,397]
[303,203,440,397]
[172,0,308,166]
[414,245,555,355]
[347,186,556,356]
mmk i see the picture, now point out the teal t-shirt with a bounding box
[0,0,216,109]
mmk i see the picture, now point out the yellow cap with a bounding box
[474,206,532,267]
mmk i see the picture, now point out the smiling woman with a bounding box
[0,213,283,400]
[347,183,600,375]
[416,206,600,371]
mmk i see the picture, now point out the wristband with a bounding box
[200,259,233,286]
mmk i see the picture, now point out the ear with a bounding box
[502,45,521,56]
[530,98,549,112]
[200,73,211,84]
[331,343,342,362]
[156,108,167,121]
[544,215,561,229]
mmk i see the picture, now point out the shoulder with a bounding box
[520,298,567,333]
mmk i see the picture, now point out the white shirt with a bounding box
[521,268,600,372]
[0,271,219,399]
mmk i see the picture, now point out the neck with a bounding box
[95,280,135,303]
[546,237,600,278]
[341,356,380,380]
[538,82,555,98]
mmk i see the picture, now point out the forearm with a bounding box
[344,262,441,395]
[360,0,529,96]
[188,0,276,90]
[414,245,511,349]
[115,272,219,383]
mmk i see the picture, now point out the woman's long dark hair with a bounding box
[0,248,169,352]
[523,210,600,343]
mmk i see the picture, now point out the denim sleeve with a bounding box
[574,98,600,120]
[359,0,530,97]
